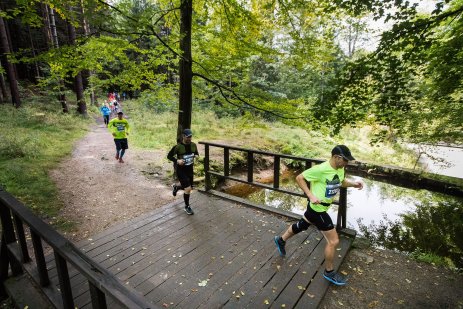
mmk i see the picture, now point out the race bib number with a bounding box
[116,124,125,131]
[325,183,341,198]
[183,153,195,166]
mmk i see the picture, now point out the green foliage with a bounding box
[0,97,91,221]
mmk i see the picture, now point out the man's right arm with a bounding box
[296,173,320,204]
[167,145,177,162]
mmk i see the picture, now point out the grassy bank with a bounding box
[124,99,418,168]
[0,98,92,224]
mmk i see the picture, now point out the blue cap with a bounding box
[183,129,193,137]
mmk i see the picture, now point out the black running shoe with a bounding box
[323,270,347,286]
[185,206,194,215]
[172,184,179,196]
[274,236,286,256]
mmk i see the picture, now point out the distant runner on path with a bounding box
[108,111,130,163]
[100,103,111,127]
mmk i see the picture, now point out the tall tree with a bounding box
[67,19,87,115]
[177,0,192,137]
[0,14,20,107]
[48,5,69,113]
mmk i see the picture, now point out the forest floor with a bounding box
[7,116,461,308]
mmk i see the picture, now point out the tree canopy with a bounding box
[0,0,462,143]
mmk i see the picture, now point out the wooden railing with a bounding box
[199,142,349,230]
[0,186,153,309]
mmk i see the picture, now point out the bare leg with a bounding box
[321,228,339,271]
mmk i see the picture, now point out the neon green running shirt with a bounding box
[302,161,345,212]
[108,118,130,139]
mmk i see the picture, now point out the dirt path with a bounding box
[49,118,463,308]
[50,116,175,242]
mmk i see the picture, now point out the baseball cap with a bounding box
[183,128,193,137]
[332,145,355,161]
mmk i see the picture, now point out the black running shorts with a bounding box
[114,138,128,150]
[303,204,335,231]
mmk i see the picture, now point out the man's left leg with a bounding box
[321,229,346,286]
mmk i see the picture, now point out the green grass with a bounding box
[0,98,92,226]
[125,99,418,168]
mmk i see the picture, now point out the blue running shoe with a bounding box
[274,236,286,256]
[185,206,194,215]
[323,270,347,286]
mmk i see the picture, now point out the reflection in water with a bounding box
[225,174,463,268]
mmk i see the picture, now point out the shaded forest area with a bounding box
[0,0,462,143]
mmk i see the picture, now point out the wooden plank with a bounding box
[151,206,274,306]
[70,198,236,305]
[227,228,323,308]
[180,215,287,309]
[294,234,354,308]
[73,195,239,307]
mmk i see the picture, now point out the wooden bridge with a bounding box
[1,142,361,308]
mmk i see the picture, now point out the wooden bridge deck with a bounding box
[42,191,354,308]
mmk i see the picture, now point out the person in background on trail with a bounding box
[100,103,111,127]
[108,111,130,163]
[274,145,363,286]
[167,129,199,215]
[113,100,119,113]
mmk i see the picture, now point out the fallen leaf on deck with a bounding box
[341,271,348,276]
[277,265,281,271]
[198,280,208,287]
[297,285,305,290]
[405,279,411,284]
[241,291,245,296]
[307,293,315,298]
[264,300,270,305]
[368,300,379,308]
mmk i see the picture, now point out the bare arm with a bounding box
[295,173,321,204]
[342,179,363,190]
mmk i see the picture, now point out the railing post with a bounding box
[273,156,280,189]
[247,151,254,183]
[204,144,211,191]
[54,252,74,309]
[337,188,347,231]
[0,205,22,276]
[13,214,31,263]
[89,281,107,309]
[31,230,50,286]
[224,148,230,177]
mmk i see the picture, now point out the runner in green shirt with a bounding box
[108,111,130,163]
[274,145,363,286]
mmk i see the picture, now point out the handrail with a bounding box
[0,186,154,309]
[198,141,349,230]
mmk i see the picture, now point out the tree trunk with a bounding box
[177,0,193,140]
[48,6,69,113]
[27,26,40,80]
[80,0,96,106]
[0,73,7,103]
[0,15,20,108]
[67,21,87,115]
[41,3,52,49]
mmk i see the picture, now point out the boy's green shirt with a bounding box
[108,118,130,139]
[302,161,345,212]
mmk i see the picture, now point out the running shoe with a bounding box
[274,236,286,256]
[119,158,124,163]
[115,153,119,160]
[185,206,194,215]
[172,184,179,196]
[323,270,347,286]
